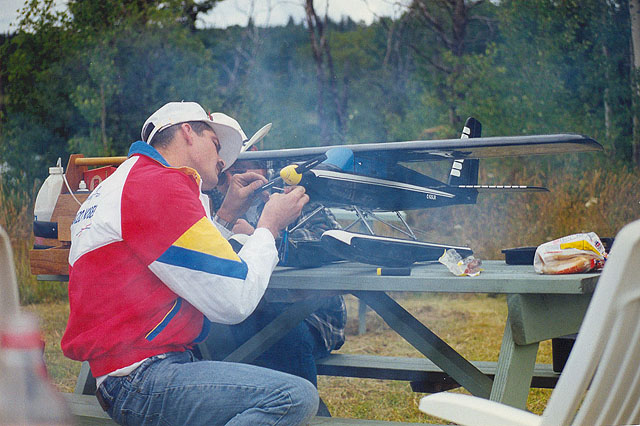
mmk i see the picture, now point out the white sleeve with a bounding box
[148,218,278,324]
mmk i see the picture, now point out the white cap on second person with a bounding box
[141,101,247,171]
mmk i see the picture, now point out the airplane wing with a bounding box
[236,133,602,164]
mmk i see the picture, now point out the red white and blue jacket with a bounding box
[61,142,278,377]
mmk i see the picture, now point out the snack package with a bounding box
[439,249,483,277]
[533,232,606,274]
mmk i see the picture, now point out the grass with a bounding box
[25,301,79,393]
[25,292,553,423]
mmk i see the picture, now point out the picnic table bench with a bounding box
[316,354,560,392]
[64,393,420,425]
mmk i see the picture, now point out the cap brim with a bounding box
[209,122,243,172]
[242,123,272,152]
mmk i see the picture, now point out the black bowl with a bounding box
[502,247,537,265]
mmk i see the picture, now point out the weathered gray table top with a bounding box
[38,260,599,294]
[267,260,599,294]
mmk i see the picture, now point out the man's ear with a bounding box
[179,122,195,145]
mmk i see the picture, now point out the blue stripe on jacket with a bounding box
[146,298,182,341]
[156,245,249,280]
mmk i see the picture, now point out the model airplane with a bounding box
[233,117,603,268]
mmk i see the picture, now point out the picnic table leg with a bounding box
[74,361,96,395]
[489,313,539,409]
[490,293,592,409]
[353,291,493,398]
[358,300,368,335]
[222,297,329,363]
[220,297,335,418]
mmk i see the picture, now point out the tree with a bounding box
[1,0,77,188]
[0,0,223,190]
[304,0,346,144]
[403,0,497,132]
[630,0,640,165]
[69,39,120,156]
[67,0,221,30]
[491,0,631,163]
[180,0,221,30]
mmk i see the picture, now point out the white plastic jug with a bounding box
[33,158,64,222]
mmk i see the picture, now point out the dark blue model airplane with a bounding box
[233,118,602,267]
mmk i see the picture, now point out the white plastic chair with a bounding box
[0,226,20,323]
[419,219,640,426]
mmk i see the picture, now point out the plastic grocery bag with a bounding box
[533,232,606,274]
[439,249,483,277]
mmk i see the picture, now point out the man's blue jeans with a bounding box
[97,351,319,425]
[224,302,330,387]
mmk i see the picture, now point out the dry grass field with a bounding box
[25,292,553,424]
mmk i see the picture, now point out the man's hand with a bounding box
[216,172,268,223]
[232,219,255,235]
[257,186,309,238]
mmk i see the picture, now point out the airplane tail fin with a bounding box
[448,117,481,186]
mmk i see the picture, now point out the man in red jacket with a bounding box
[62,101,318,425]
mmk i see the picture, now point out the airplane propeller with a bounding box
[255,147,354,195]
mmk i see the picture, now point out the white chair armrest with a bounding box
[419,393,542,426]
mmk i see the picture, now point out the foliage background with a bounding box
[1,0,639,302]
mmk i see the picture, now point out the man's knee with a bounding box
[288,376,319,422]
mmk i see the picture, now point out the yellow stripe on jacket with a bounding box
[173,217,241,262]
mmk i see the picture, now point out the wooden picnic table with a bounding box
[203,260,598,410]
[42,259,598,422]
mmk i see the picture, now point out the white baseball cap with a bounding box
[141,101,247,171]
